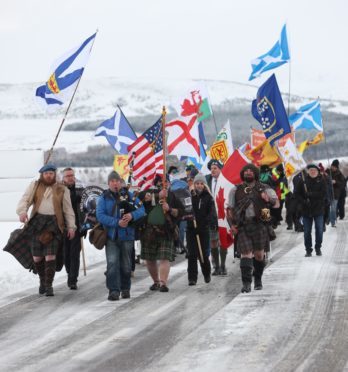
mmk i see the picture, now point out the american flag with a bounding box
[128,117,163,187]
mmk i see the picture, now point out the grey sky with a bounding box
[1,0,347,99]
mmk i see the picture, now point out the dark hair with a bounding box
[63,167,74,173]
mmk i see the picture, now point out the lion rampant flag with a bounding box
[245,139,282,168]
[297,132,324,154]
[215,149,249,249]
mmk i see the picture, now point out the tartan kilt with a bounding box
[235,222,269,255]
[140,226,175,262]
[3,214,64,272]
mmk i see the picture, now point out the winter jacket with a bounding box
[294,174,327,217]
[96,189,145,241]
[329,169,346,200]
[187,189,217,232]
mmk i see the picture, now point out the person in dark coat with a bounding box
[62,168,84,290]
[186,174,216,285]
[326,159,346,226]
[294,164,327,256]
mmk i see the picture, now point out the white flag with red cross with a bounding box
[215,149,250,249]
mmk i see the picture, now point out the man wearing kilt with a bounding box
[227,164,279,293]
[140,178,184,292]
[16,164,76,296]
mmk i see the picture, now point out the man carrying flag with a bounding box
[227,164,279,293]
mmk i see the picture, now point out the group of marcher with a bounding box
[13,157,347,299]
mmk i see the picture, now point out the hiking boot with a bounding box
[212,267,221,276]
[159,284,169,292]
[220,266,227,276]
[305,251,312,257]
[108,292,120,301]
[241,282,251,293]
[69,284,78,290]
[149,282,161,291]
[188,280,197,286]
[254,279,263,290]
[287,225,293,230]
[121,290,130,299]
[316,250,322,256]
[204,274,211,283]
[45,287,54,296]
[39,285,46,295]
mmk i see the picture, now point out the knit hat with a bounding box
[207,159,223,170]
[189,167,199,179]
[39,163,57,173]
[108,171,122,183]
[331,159,339,168]
[194,174,207,184]
[306,163,320,171]
[240,164,260,181]
[168,166,178,174]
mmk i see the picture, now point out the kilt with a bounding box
[236,222,269,255]
[140,226,175,262]
[29,214,62,257]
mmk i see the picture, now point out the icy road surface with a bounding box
[0,219,347,372]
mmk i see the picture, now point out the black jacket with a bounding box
[294,174,327,217]
[187,189,217,231]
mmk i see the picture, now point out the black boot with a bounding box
[253,258,265,290]
[34,260,46,294]
[45,260,56,297]
[240,258,253,293]
[211,248,220,275]
[219,249,227,276]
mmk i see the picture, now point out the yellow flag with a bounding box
[245,140,283,168]
[298,132,324,154]
[113,155,130,181]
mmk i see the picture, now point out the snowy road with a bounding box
[0,220,347,372]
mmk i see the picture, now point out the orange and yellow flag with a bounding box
[113,155,130,181]
[245,140,283,168]
[297,132,324,154]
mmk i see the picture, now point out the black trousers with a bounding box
[186,229,211,281]
[337,192,346,219]
[64,234,81,284]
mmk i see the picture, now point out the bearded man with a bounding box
[227,164,279,293]
[16,164,76,296]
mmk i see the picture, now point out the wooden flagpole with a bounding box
[161,106,167,188]
[45,31,98,164]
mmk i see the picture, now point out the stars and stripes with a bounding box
[127,117,163,187]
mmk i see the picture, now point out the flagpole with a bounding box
[161,106,167,189]
[45,31,98,164]
[287,60,292,117]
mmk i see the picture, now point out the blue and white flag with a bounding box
[36,33,96,108]
[249,24,290,81]
[251,74,291,146]
[95,108,137,154]
[289,100,323,131]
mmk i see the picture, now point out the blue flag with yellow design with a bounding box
[251,74,291,146]
[36,33,96,108]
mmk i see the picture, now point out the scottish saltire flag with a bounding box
[36,33,96,108]
[289,100,323,131]
[95,108,137,154]
[251,74,291,146]
[249,24,290,81]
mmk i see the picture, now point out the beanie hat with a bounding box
[240,164,260,181]
[168,166,178,174]
[189,167,199,179]
[306,163,320,172]
[194,174,207,184]
[331,159,339,168]
[108,171,122,183]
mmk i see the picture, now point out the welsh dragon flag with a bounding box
[215,149,249,249]
[173,82,212,121]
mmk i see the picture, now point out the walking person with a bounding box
[96,171,145,301]
[62,167,84,290]
[227,164,279,293]
[186,174,216,286]
[294,164,327,257]
[140,181,184,292]
[205,159,227,275]
[16,164,76,296]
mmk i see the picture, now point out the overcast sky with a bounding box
[1,0,347,99]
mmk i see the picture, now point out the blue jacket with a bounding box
[96,189,145,241]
